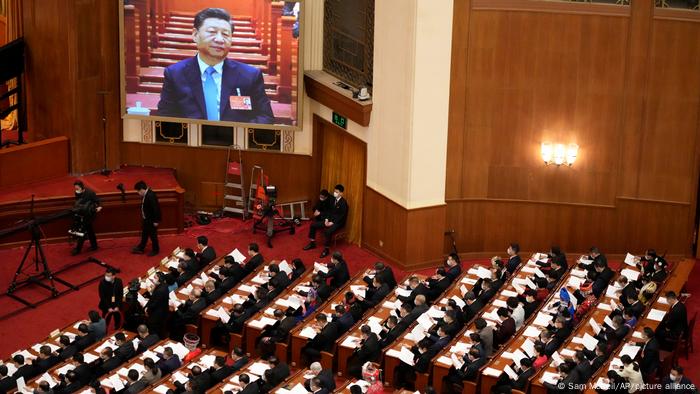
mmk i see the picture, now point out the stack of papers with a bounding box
[624,253,637,266]
[482,367,502,377]
[248,362,270,376]
[299,327,317,339]
[313,262,328,274]
[228,249,247,263]
[620,269,640,281]
[395,288,412,297]
[647,308,666,321]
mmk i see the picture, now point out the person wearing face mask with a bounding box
[98,268,124,330]
[71,180,102,255]
[661,365,697,394]
[303,184,349,258]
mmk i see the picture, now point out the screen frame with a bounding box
[118,0,306,131]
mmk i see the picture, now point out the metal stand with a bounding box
[1,203,118,320]
[252,208,296,248]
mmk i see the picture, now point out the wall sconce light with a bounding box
[541,142,578,166]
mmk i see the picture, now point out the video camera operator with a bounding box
[71,180,102,255]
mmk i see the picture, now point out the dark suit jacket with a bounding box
[269,363,290,387]
[0,375,15,393]
[327,198,349,228]
[639,338,660,376]
[325,261,350,289]
[98,277,124,311]
[307,322,340,352]
[125,379,148,394]
[456,355,486,381]
[239,382,260,394]
[197,247,217,267]
[156,356,181,375]
[157,57,274,124]
[268,316,297,343]
[269,272,291,291]
[495,317,516,347]
[72,363,94,386]
[511,367,535,390]
[507,255,522,274]
[59,345,79,361]
[367,267,397,289]
[96,356,122,376]
[115,342,136,361]
[362,283,391,309]
[355,333,380,363]
[34,355,61,374]
[244,254,264,276]
[73,334,95,351]
[12,364,35,382]
[140,189,161,223]
[444,265,462,283]
[136,334,160,353]
[659,302,688,340]
[209,365,233,384]
[310,371,335,392]
[146,283,169,321]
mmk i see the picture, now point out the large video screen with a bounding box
[120,0,302,128]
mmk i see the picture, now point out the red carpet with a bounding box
[0,165,180,204]
[0,218,698,383]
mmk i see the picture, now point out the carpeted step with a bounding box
[157,33,261,47]
[150,48,268,65]
[156,40,262,53]
[138,67,281,90]
[164,26,256,38]
[166,20,255,33]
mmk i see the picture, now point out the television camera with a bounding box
[252,185,299,247]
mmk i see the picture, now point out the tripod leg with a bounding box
[7,238,34,294]
[35,238,62,296]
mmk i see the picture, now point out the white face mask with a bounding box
[333,191,340,198]
[670,374,678,382]
[104,275,113,282]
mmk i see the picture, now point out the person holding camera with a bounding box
[71,180,102,255]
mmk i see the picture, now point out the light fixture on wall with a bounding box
[541,142,578,166]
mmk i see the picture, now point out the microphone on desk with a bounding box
[116,183,126,202]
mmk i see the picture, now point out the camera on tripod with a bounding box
[68,201,96,239]
[257,185,278,217]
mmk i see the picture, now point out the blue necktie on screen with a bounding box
[203,66,219,121]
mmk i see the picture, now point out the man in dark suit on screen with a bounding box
[156,8,274,124]
[132,180,161,256]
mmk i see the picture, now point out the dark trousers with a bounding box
[101,308,122,330]
[308,221,342,247]
[138,219,159,252]
[75,218,97,251]
[393,362,417,390]
[301,345,322,366]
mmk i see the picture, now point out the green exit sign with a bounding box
[332,112,347,129]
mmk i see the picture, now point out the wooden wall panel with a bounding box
[459,9,628,205]
[446,198,691,257]
[447,0,700,257]
[0,137,69,187]
[362,187,408,265]
[0,189,184,247]
[363,187,447,270]
[637,18,700,202]
[22,0,121,173]
[120,142,315,210]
